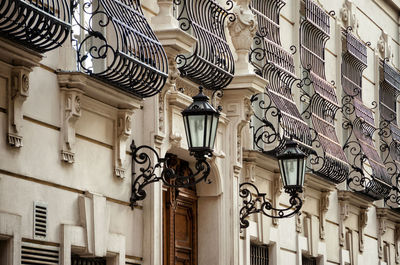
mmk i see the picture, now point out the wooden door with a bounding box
[163,155,198,265]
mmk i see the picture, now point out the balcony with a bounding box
[175,0,235,90]
[0,0,71,53]
[72,0,168,98]
[300,0,349,184]
[249,0,313,155]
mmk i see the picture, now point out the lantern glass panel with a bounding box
[188,114,206,148]
[205,114,212,149]
[210,115,219,149]
[183,116,192,148]
[282,158,298,186]
[298,158,306,186]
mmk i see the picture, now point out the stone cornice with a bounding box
[56,71,142,110]
[0,38,42,67]
[242,150,279,173]
[338,190,374,209]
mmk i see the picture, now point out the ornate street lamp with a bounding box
[130,87,220,208]
[239,138,306,229]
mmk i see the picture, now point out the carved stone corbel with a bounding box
[115,109,133,178]
[376,209,388,259]
[295,212,302,233]
[272,174,283,226]
[395,224,400,264]
[8,66,31,148]
[358,208,368,252]
[340,0,359,34]
[60,88,83,163]
[319,191,330,240]
[377,30,393,61]
[339,201,349,246]
[228,0,258,75]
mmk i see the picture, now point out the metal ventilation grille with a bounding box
[33,202,47,239]
[21,242,59,265]
[71,255,106,265]
[250,243,268,265]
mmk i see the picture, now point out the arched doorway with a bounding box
[163,154,198,265]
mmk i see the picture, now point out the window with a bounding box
[302,256,317,265]
[250,243,268,265]
[0,237,11,265]
[71,255,106,265]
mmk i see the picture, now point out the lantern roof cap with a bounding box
[182,87,220,115]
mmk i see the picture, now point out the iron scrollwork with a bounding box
[174,0,235,90]
[249,0,313,156]
[341,32,392,199]
[298,0,350,184]
[239,182,302,229]
[130,141,211,208]
[0,0,71,53]
[71,0,168,98]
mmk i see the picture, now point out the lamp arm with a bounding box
[130,141,211,208]
[239,182,302,229]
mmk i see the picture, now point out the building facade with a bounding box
[1,0,400,264]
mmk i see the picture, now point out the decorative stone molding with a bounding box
[7,66,31,147]
[272,174,283,226]
[0,211,22,265]
[319,191,330,240]
[61,191,126,265]
[115,109,133,178]
[60,88,83,163]
[228,0,258,75]
[243,159,256,182]
[358,208,368,252]
[340,0,359,34]
[377,30,393,61]
[396,224,400,264]
[338,191,373,251]
[296,212,303,233]
[376,209,387,259]
[339,198,349,246]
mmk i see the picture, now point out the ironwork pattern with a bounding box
[249,0,313,155]
[379,61,400,206]
[299,0,349,183]
[174,0,235,90]
[71,256,106,265]
[250,243,269,265]
[0,0,71,53]
[72,0,168,98]
[342,31,391,199]
[239,182,302,229]
[130,141,211,208]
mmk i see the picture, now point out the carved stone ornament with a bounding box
[228,0,258,75]
[358,208,368,252]
[115,109,133,178]
[60,88,83,163]
[395,224,400,264]
[339,201,349,246]
[272,175,283,226]
[7,66,31,148]
[377,30,393,61]
[340,0,359,34]
[319,191,330,240]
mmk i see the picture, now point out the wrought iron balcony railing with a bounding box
[379,61,400,205]
[299,0,349,184]
[249,0,313,155]
[72,0,168,98]
[0,0,71,53]
[175,0,235,90]
[342,32,391,199]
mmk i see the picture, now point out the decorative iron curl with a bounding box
[72,0,168,98]
[0,0,71,53]
[328,10,336,17]
[175,0,235,90]
[239,182,302,229]
[130,141,211,208]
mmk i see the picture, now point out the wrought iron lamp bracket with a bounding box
[239,182,302,229]
[130,141,211,208]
